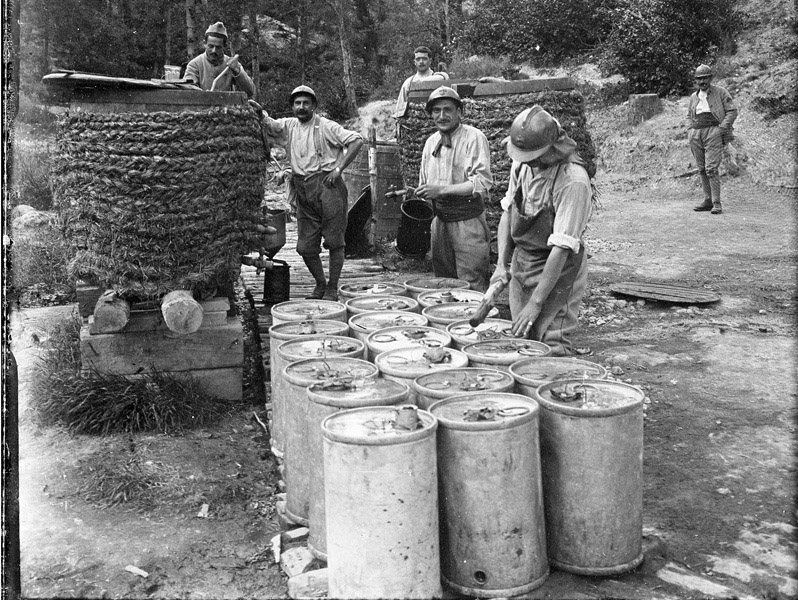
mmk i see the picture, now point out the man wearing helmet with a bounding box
[184,22,255,98]
[492,106,592,356]
[416,86,493,292]
[687,64,737,214]
[250,87,363,301]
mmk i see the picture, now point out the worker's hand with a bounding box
[226,54,242,76]
[415,184,444,201]
[511,299,543,339]
[490,265,511,286]
[248,99,263,116]
[323,168,341,188]
[280,169,293,183]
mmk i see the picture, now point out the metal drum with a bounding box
[462,339,551,372]
[271,299,347,326]
[446,318,515,350]
[365,324,452,362]
[349,311,428,344]
[268,320,350,457]
[422,302,499,331]
[374,346,469,406]
[338,281,408,301]
[403,276,470,300]
[532,379,645,575]
[429,393,548,597]
[417,287,485,308]
[412,367,515,411]
[509,357,609,395]
[279,342,367,525]
[345,294,420,318]
[306,377,411,560]
[323,406,441,599]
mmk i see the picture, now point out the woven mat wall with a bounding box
[397,89,597,205]
[52,106,268,300]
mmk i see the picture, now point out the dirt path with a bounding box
[10,167,797,599]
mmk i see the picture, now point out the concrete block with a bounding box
[280,546,316,578]
[288,568,328,599]
[281,527,309,545]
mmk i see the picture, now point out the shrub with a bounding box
[10,210,71,294]
[9,139,53,211]
[600,0,742,96]
[446,52,526,81]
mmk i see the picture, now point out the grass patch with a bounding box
[31,314,239,435]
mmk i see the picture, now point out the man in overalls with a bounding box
[252,86,363,301]
[491,106,593,356]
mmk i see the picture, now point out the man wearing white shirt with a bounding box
[394,46,449,119]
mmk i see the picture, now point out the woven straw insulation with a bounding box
[398,89,597,203]
[52,105,267,300]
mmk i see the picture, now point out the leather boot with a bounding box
[711,203,723,214]
[694,200,713,211]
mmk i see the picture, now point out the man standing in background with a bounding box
[184,22,255,99]
[394,46,449,119]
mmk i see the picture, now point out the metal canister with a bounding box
[365,324,452,362]
[348,310,428,344]
[279,344,368,525]
[509,357,609,394]
[338,281,408,301]
[306,377,411,560]
[323,406,441,599]
[413,367,515,410]
[429,393,548,597]
[345,294,420,317]
[271,299,347,326]
[532,379,645,575]
[417,288,485,308]
[462,339,551,372]
[268,320,350,457]
[403,276,470,300]
[422,302,499,330]
[446,318,515,350]
[374,346,469,406]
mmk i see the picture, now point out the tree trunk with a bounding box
[334,1,358,117]
[161,290,204,334]
[627,93,661,125]
[249,8,260,98]
[93,290,131,333]
[185,0,198,61]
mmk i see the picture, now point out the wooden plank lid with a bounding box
[610,282,721,304]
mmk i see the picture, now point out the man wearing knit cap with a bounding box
[184,22,255,99]
[687,63,737,214]
[492,105,593,356]
[416,86,493,292]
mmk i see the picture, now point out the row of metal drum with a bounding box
[267,278,645,599]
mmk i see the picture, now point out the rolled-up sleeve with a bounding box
[501,161,522,211]
[549,177,592,253]
[467,131,493,200]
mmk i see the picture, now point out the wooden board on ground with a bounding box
[80,318,243,374]
[610,282,721,304]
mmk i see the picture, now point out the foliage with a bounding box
[459,0,616,64]
[446,51,525,80]
[9,138,54,211]
[600,0,742,95]
[10,209,72,298]
[30,315,238,435]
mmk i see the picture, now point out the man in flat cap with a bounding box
[184,22,255,98]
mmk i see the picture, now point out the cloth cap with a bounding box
[695,64,713,78]
[503,105,576,162]
[290,85,318,106]
[426,86,462,113]
[205,22,228,40]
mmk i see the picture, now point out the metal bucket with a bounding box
[365,324,451,362]
[261,208,287,258]
[395,200,434,259]
[345,294,420,318]
[403,276,470,300]
[338,281,408,301]
[446,318,515,351]
[462,339,551,372]
[532,379,645,575]
[412,367,515,411]
[268,320,351,457]
[306,378,411,560]
[417,287,485,308]
[429,393,548,597]
[279,342,368,525]
[348,311,428,344]
[422,302,498,330]
[263,259,290,305]
[509,357,609,393]
[271,299,347,326]
[374,346,469,406]
[323,405,441,599]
